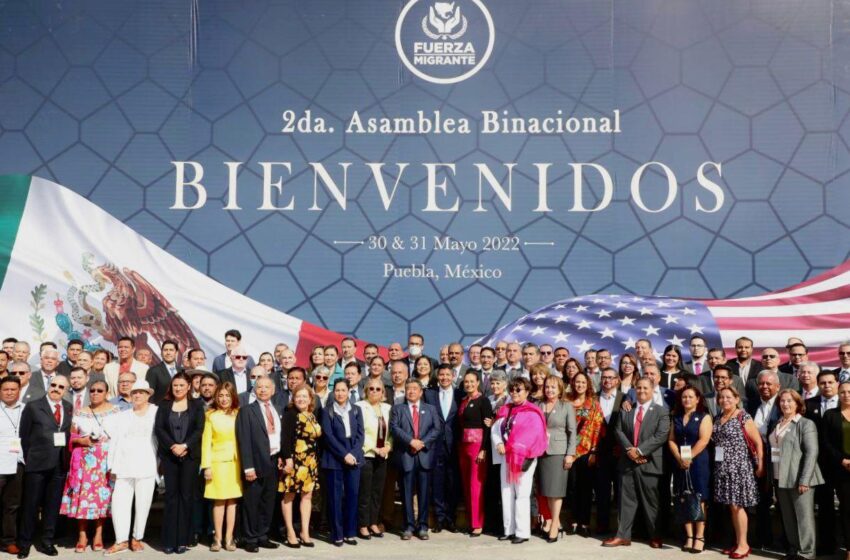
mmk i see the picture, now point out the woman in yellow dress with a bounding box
[279,383,322,549]
[201,382,242,551]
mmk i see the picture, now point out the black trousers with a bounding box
[593,458,618,531]
[192,473,212,539]
[0,464,23,546]
[572,454,595,526]
[241,472,278,545]
[838,474,850,550]
[18,465,66,547]
[483,462,503,535]
[431,450,458,525]
[814,479,837,552]
[358,457,387,527]
[161,456,199,549]
[754,475,775,548]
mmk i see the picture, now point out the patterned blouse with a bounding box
[573,397,604,457]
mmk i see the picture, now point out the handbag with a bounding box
[736,411,759,468]
[674,470,705,523]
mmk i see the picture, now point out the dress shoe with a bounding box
[257,540,279,549]
[283,540,300,549]
[299,538,315,548]
[189,534,199,548]
[417,530,429,540]
[15,545,29,559]
[432,524,443,534]
[244,543,259,553]
[602,537,632,547]
[369,528,384,538]
[40,544,59,557]
[511,537,528,544]
[6,544,20,555]
[333,541,344,547]
[163,547,175,554]
[400,532,412,541]
[498,534,514,541]
[444,521,458,533]
[577,526,591,538]
[175,546,188,554]
[650,539,664,549]
[344,538,358,545]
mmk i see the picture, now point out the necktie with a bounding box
[633,406,644,447]
[350,388,358,402]
[694,362,702,375]
[412,404,420,439]
[376,413,386,448]
[53,403,61,425]
[74,393,81,412]
[264,402,276,434]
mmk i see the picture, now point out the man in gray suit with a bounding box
[603,377,670,549]
[8,362,42,407]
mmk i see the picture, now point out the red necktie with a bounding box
[412,404,420,439]
[53,403,61,425]
[264,402,276,434]
[74,393,82,413]
[633,405,644,447]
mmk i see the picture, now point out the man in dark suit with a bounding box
[423,364,461,532]
[726,336,763,386]
[343,362,367,403]
[747,370,781,550]
[406,333,438,375]
[778,339,805,375]
[55,339,83,378]
[595,367,624,535]
[804,369,840,555]
[17,375,73,558]
[603,377,670,548]
[146,339,182,404]
[833,342,850,383]
[29,347,60,398]
[446,343,468,386]
[390,379,443,540]
[211,329,255,373]
[216,346,251,395]
[235,376,282,552]
[338,337,366,377]
[744,348,799,406]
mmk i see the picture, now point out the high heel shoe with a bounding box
[690,537,705,554]
[545,528,565,543]
[729,547,751,559]
[682,537,694,552]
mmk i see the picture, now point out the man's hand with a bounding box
[244,469,257,482]
[409,439,425,452]
[496,443,506,456]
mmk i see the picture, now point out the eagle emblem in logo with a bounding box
[422,2,467,39]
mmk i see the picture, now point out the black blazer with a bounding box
[726,359,763,383]
[154,399,205,462]
[457,394,493,452]
[146,363,181,404]
[236,398,285,478]
[596,390,624,461]
[821,408,850,480]
[20,396,72,473]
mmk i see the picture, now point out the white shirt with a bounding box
[333,401,352,438]
[164,362,178,378]
[232,369,248,394]
[737,360,752,383]
[0,402,23,474]
[755,395,777,436]
[599,391,617,423]
[47,397,65,427]
[70,388,88,412]
[633,401,651,430]
[439,386,453,420]
[407,400,422,425]
[801,386,819,400]
[652,386,665,408]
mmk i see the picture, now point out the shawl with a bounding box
[496,400,548,482]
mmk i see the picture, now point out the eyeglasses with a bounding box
[762,355,778,359]
[509,387,525,393]
[367,387,382,392]
[840,351,850,355]
[50,383,67,390]
[314,375,328,380]
[232,355,248,360]
[90,388,106,393]
[540,351,553,355]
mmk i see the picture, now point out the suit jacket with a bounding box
[745,398,781,440]
[213,353,255,373]
[766,416,824,488]
[821,408,850,480]
[615,402,670,475]
[20,396,73,472]
[29,369,57,396]
[596,391,624,464]
[320,403,365,469]
[146,362,181,404]
[56,359,76,378]
[216,367,252,393]
[18,383,43,407]
[423,387,461,455]
[726,359,763,385]
[538,400,577,456]
[236,398,284,478]
[625,386,675,410]
[778,362,794,375]
[154,399,206,462]
[104,360,149,398]
[389,400,443,472]
[63,388,91,410]
[744,373,799,409]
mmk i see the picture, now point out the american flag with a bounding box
[483,261,850,367]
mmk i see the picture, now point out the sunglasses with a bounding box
[509,387,525,393]
[314,375,329,380]
[90,388,106,393]
[541,351,553,355]
[233,355,248,360]
[367,387,383,392]
[50,383,67,390]
[840,351,850,356]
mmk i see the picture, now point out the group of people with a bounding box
[0,330,848,560]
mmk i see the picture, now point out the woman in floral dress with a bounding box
[60,380,119,552]
[279,384,322,548]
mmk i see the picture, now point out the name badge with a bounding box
[8,438,21,454]
[715,447,724,462]
[771,446,780,463]
[680,445,692,461]
[53,432,66,447]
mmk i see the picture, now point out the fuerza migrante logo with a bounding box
[395,0,495,84]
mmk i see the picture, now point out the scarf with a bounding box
[496,400,548,482]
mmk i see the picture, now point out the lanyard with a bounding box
[0,406,19,432]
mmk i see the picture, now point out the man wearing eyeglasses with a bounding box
[109,372,136,411]
[17,374,72,558]
[779,340,807,376]
[539,344,555,372]
[834,343,850,383]
[217,345,250,395]
[8,362,39,407]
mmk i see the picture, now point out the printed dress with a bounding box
[60,407,120,519]
[279,410,322,494]
[711,411,759,507]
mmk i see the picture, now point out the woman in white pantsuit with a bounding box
[104,380,159,555]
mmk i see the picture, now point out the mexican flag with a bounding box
[0,175,368,366]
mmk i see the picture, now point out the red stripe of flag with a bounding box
[706,284,850,307]
[714,312,850,331]
[724,347,839,365]
[294,321,386,368]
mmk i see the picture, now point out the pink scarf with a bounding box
[496,400,548,482]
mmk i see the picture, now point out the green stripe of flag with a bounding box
[0,175,31,290]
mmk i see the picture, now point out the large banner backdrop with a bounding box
[2,0,850,363]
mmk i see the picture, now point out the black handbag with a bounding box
[674,470,705,523]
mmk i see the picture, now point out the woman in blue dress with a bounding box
[668,385,713,553]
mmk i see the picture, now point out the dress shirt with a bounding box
[652,386,665,407]
[599,391,617,423]
[232,369,248,394]
[334,401,352,438]
[438,386,453,420]
[801,386,819,400]
[109,395,133,411]
[633,401,650,453]
[737,360,752,383]
[164,361,178,378]
[820,395,838,414]
[47,397,64,427]
[755,395,777,436]
[41,371,55,390]
[392,387,406,405]
[0,402,23,474]
[70,388,88,412]
[259,399,281,456]
[17,385,30,407]
[349,386,361,403]
[407,400,422,430]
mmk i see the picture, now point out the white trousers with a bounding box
[111,477,156,542]
[500,459,537,538]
